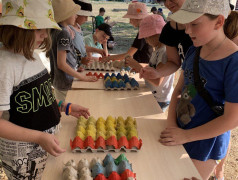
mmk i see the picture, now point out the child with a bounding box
[0,0,90,179]
[125,14,174,112]
[84,23,111,60]
[69,0,107,66]
[159,0,238,179]
[101,2,153,64]
[95,7,108,28]
[49,0,97,101]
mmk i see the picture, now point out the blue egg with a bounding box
[91,162,105,178]
[104,73,110,79]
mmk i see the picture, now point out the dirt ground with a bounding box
[0,1,237,180]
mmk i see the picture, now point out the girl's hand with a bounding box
[140,66,160,79]
[159,127,190,146]
[81,57,92,65]
[125,56,142,73]
[82,76,98,82]
[37,133,66,157]
[70,104,90,119]
[97,49,107,57]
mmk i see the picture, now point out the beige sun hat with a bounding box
[0,0,60,29]
[168,0,230,24]
[73,0,94,17]
[52,0,81,23]
[123,2,148,19]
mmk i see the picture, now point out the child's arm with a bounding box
[125,55,142,73]
[140,46,181,79]
[102,40,108,57]
[57,50,97,82]
[0,111,66,156]
[100,47,138,62]
[85,45,107,57]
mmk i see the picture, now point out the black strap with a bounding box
[193,47,224,116]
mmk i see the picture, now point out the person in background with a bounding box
[224,11,238,45]
[84,23,111,60]
[158,8,167,22]
[159,0,238,179]
[140,0,193,79]
[95,7,108,28]
[126,15,174,112]
[101,2,153,64]
[0,0,90,179]
[69,0,107,68]
[49,0,97,101]
[151,6,158,14]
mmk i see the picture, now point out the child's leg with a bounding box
[214,140,231,179]
[192,158,217,180]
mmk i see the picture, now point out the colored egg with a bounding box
[104,76,111,82]
[105,79,112,88]
[111,81,119,88]
[117,131,127,140]
[97,117,105,124]
[104,73,110,79]
[117,116,125,124]
[88,116,96,125]
[106,131,116,140]
[125,116,135,125]
[127,130,138,140]
[76,125,86,134]
[106,121,115,129]
[96,131,106,139]
[117,126,127,135]
[77,121,87,129]
[96,121,106,129]
[106,115,115,123]
[76,131,85,140]
[77,116,87,125]
[111,73,116,77]
[97,126,106,134]
[86,130,96,140]
[106,126,116,134]
[111,76,117,82]
[86,124,96,133]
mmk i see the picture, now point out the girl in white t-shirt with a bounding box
[0,0,90,179]
[126,14,174,112]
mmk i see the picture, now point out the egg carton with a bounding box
[81,61,115,71]
[70,116,142,153]
[62,154,136,180]
[104,73,139,91]
[86,72,104,79]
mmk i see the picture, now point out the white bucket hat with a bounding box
[168,0,230,24]
[123,2,148,19]
[73,0,94,17]
[0,0,60,29]
[52,0,81,23]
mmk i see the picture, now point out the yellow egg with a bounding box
[117,127,127,135]
[111,77,117,82]
[104,76,110,83]
[77,121,86,129]
[106,116,115,123]
[125,116,134,125]
[76,125,86,134]
[126,126,137,132]
[97,125,106,134]
[86,124,96,133]
[106,126,116,134]
[96,121,106,129]
[127,130,138,140]
[97,117,105,125]
[106,131,116,140]
[88,116,96,125]
[77,116,87,124]
[96,131,106,139]
[86,130,96,141]
[116,116,125,127]
[117,131,126,140]
[106,121,115,129]
[76,131,85,140]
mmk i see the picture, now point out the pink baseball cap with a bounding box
[123,2,148,19]
[139,14,165,39]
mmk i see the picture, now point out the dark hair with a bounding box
[73,0,92,12]
[97,23,112,37]
[151,7,157,12]
[230,3,234,10]
[0,25,51,60]
[99,7,105,13]
[224,11,238,40]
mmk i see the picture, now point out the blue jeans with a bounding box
[158,101,170,112]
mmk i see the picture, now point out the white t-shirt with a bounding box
[145,46,174,103]
[0,49,45,111]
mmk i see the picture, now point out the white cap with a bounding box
[168,0,230,24]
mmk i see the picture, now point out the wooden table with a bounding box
[42,89,202,180]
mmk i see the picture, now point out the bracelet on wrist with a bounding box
[58,100,64,112]
[65,103,72,116]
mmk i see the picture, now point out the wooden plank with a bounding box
[42,90,201,179]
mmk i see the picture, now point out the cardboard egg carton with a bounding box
[81,61,115,71]
[70,116,142,153]
[104,73,139,91]
[63,154,136,180]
